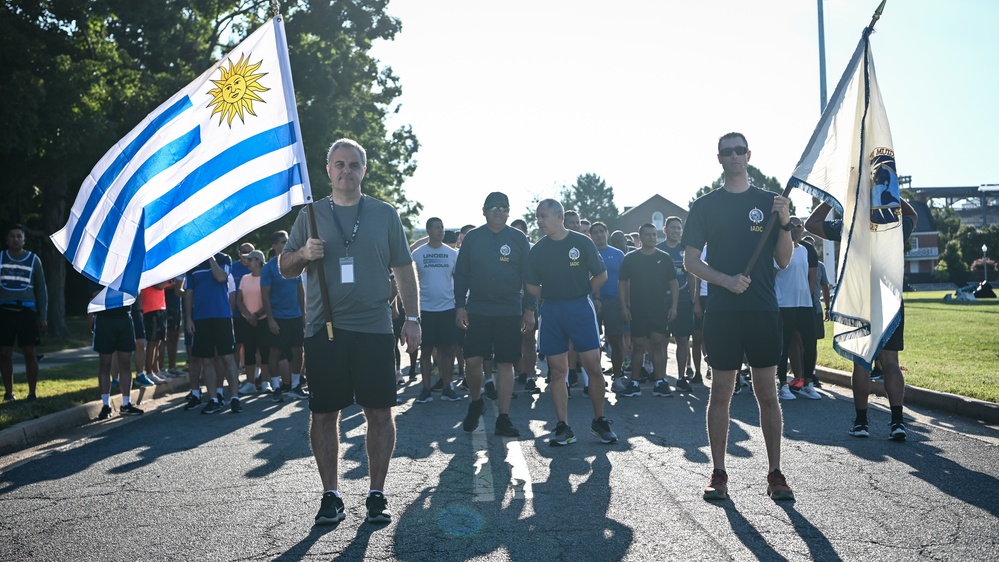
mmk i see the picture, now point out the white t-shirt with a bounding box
[775,244,813,308]
[412,243,458,312]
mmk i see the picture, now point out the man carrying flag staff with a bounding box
[682,132,795,502]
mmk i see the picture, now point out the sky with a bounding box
[368,0,999,229]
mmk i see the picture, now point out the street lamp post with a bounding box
[984,244,989,284]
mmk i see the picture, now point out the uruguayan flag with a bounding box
[788,27,902,369]
[52,17,311,312]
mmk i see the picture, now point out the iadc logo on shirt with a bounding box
[569,247,580,266]
[748,208,764,232]
[499,244,511,262]
[870,147,901,231]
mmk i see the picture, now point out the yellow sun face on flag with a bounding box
[207,53,270,127]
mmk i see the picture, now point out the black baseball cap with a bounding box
[483,192,509,208]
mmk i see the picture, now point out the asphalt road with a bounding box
[1,357,997,561]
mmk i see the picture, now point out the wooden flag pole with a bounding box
[306,202,335,341]
[742,0,887,276]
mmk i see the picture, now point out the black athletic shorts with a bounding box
[599,299,626,337]
[93,314,136,354]
[305,329,396,413]
[143,310,167,341]
[270,317,305,353]
[421,309,459,350]
[462,314,523,364]
[131,307,145,340]
[703,310,781,371]
[666,300,694,339]
[882,302,905,352]
[0,306,41,348]
[191,317,236,358]
[167,306,182,332]
[630,312,669,339]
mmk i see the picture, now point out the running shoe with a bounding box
[848,422,870,438]
[767,469,795,501]
[548,421,576,446]
[516,372,527,386]
[25,393,36,402]
[431,379,444,392]
[396,369,405,386]
[315,492,345,525]
[525,378,540,395]
[288,384,310,400]
[870,366,884,381]
[685,366,695,380]
[365,492,392,524]
[591,417,618,444]
[778,385,796,400]
[119,403,144,416]
[148,372,167,384]
[637,365,653,383]
[675,377,693,392]
[183,392,201,410]
[652,379,673,397]
[484,380,498,401]
[494,414,520,437]
[620,380,643,397]
[621,360,632,374]
[201,399,222,414]
[703,469,729,501]
[788,377,805,392]
[798,383,821,400]
[463,398,485,432]
[611,376,630,393]
[230,398,243,413]
[98,405,113,420]
[441,385,462,401]
[260,381,273,393]
[273,385,286,403]
[889,421,907,441]
[415,386,433,403]
[406,365,418,381]
[238,382,257,395]
[690,372,704,385]
[134,373,156,387]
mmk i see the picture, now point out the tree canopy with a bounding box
[689,165,795,216]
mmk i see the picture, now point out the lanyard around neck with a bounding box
[329,196,364,255]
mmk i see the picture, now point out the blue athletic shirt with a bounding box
[185,253,232,320]
[261,257,302,319]
[597,245,625,300]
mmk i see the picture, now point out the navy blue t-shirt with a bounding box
[185,253,232,321]
[526,231,606,300]
[656,241,689,292]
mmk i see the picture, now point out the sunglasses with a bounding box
[485,206,510,213]
[719,146,749,157]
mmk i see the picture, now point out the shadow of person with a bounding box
[776,503,844,562]
[719,499,791,562]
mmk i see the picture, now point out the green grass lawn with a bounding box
[0,359,104,431]
[38,315,93,354]
[815,291,999,403]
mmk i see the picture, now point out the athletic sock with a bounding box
[292,373,301,387]
[324,489,340,497]
[368,489,383,497]
[855,408,868,424]
[271,377,281,389]
[102,394,110,406]
[192,389,201,398]
[123,396,131,406]
[890,406,903,424]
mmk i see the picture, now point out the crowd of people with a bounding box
[1,132,915,526]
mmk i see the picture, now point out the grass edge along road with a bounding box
[2,290,996,429]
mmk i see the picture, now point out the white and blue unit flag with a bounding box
[52,17,311,312]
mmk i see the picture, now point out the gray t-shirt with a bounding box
[284,195,413,336]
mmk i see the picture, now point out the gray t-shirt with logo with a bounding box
[284,195,412,336]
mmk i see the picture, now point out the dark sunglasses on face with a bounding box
[719,146,749,157]
[486,206,509,213]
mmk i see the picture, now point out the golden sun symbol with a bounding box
[207,53,269,127]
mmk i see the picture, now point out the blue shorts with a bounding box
[538,296,601,356]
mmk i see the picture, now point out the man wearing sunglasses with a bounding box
[455,192,537,438]
[682,132,795,501]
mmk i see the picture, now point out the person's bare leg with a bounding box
[852,363,871,410]
[648,332,667,380]
[750,365,783,472]
[547,352,569,423]
[439,345,457,387]
[133,339,146,375]
[706,370,737,471]
[0,347,13,395]
[496,363,515,415]
[22,345,39,395]
[117,350,133,397]
[221,354,239,398]
[363,407,395,491]
[311,411,341,491]
[465,356,484,400]
[879,351,905,407]
[419,346,434,389]
[607,334,624,379]
[674,336,690,379]
[578,349,605,418]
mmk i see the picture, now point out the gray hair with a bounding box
[326,138,367,168]
[537,198,564,216]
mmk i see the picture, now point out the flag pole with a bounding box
[307,202,336,341]
[741,0,887,276]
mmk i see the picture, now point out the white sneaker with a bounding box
[260,381,273,393]
[238,382,257,395]
[148,372,167,384]
[798,383,821,400]
[611,376,631,393]
[778,385,796,400]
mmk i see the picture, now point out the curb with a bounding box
[814,366,999,425]
[0,375,192,456]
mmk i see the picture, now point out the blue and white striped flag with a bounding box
[788,28,902,369]
[52,17,311,312]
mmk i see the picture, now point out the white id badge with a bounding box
[339,257,355,284]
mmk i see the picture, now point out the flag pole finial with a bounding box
[866,0,887,33]
[270,0,281,18]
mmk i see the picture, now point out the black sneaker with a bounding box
[690,372,704,385]
[463,398,485,432]
[98,405,113,420]
[494,414,520,437]
[25,393,37,402]
[365,492,391,524]
[314,492,345,525]
[848,422,870,438]
[484,380,498,401]
[525,378,540,395]
[889,421,907,441]
[183,393,201,410]
[675,377,693,392]
[415,386,433,403]
[870,367,884,381]
[288,384,310,400]
[273,384,286,403]
[230,398,243,413]
[431,379,444,392]
[406,365,418,381]
[517,372,527,386]
[3,393,15,402]
[120,403,144,416]
[591,417,618,444]
[201,399,222,414]
[548,421,576,446]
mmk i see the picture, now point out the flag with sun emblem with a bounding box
[786,25,902,369]
[52,17,311,311]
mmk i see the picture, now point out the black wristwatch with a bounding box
[405,315,420,324]
[780,221,794,231]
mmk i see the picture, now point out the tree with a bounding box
[930,204,962,252]
[559,173,620,230]
[956,224,999,271]
[689,165,795,215]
